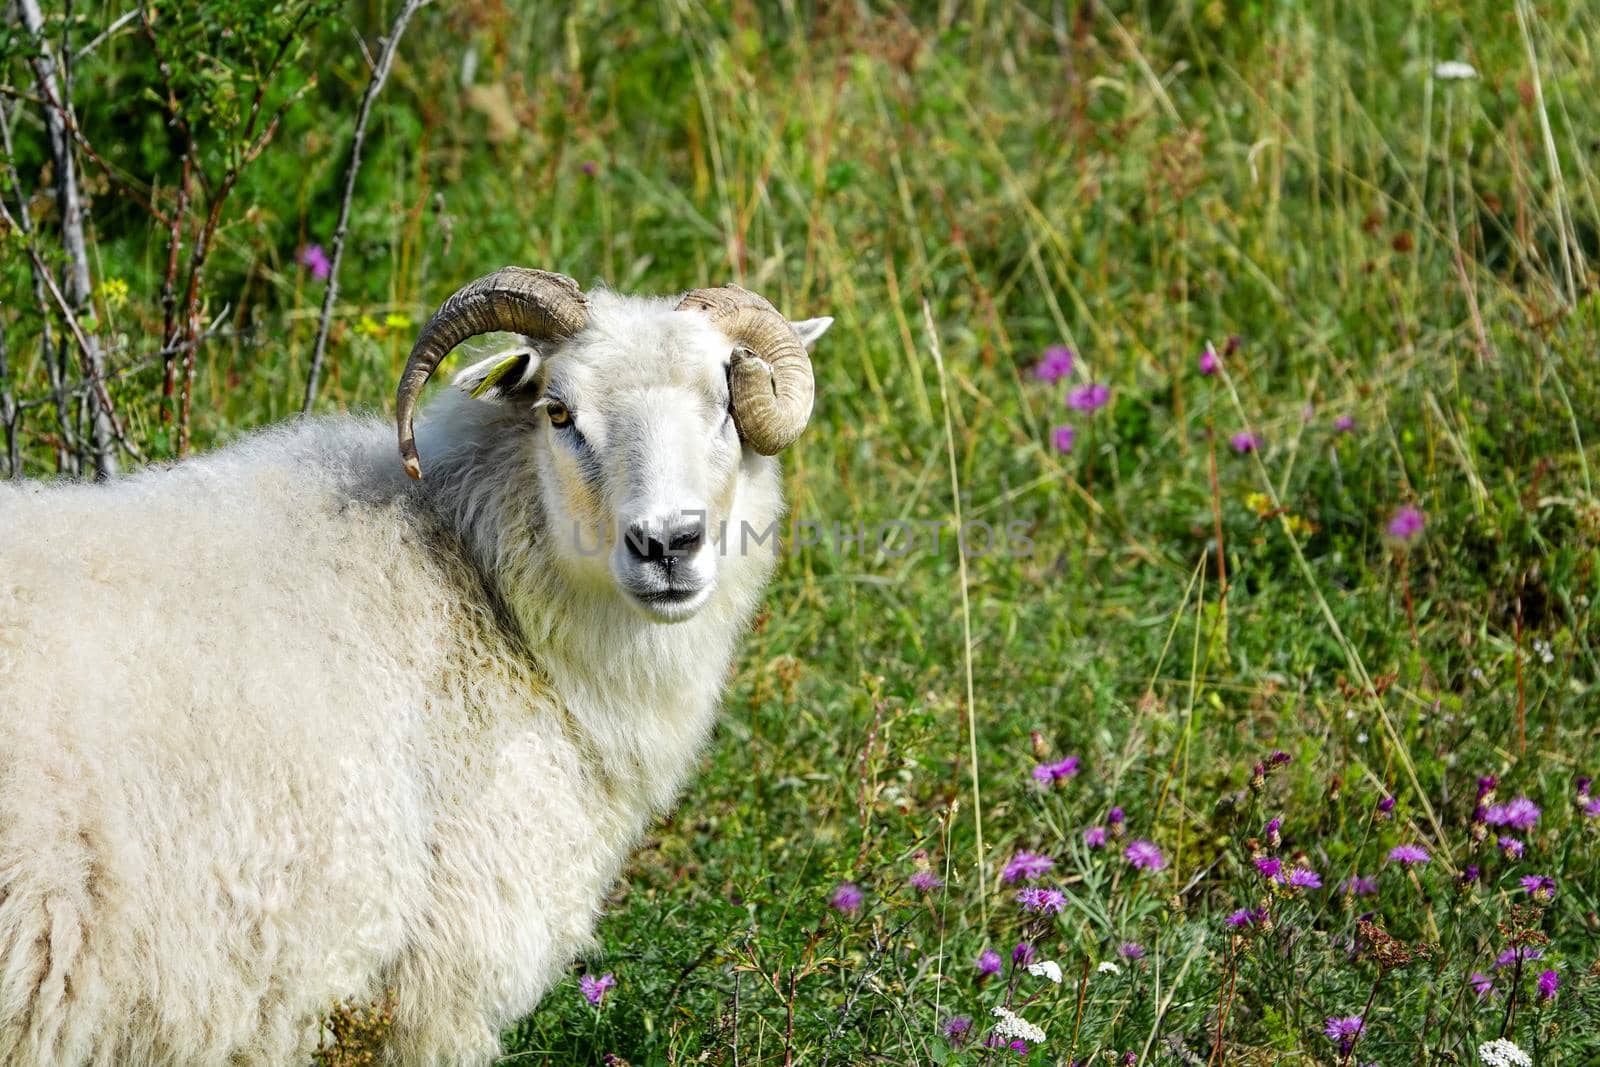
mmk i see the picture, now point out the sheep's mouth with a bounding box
[625,582,712,622]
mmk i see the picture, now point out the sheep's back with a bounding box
[0,420,456,1063]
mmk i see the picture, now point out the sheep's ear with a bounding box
[789,316,833,351]
[452,348,543,402]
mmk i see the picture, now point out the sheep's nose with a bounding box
[624,512,706,566]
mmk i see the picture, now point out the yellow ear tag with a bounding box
[470,353,528,399]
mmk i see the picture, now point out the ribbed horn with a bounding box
[396,267,587,479]
[676,285,812,455]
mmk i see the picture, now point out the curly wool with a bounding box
[0,298,787,1065]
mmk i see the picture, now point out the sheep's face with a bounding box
[456,295,830,623]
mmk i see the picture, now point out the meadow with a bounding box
[3,1,1599,1062]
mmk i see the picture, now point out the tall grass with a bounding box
[3,0,1598,1062]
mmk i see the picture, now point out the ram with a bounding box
[0,268,831,1065]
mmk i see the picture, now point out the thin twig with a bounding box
[0,92,76,473]
[0,199,141,460]
[0,314,19,479]
[138,4,195,420]
[303,0,430,414]
[18,0,118,476]
[73,8,140,60]
[17,9,167,225]
[168,3,319,454]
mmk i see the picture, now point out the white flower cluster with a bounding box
[1096,960,1121,975]
[1478,1038,1533,1067]
[1433,60,1479,80]
[990,1006,1046,1044]
[1026,959,1063,984]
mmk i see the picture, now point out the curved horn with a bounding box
[676,285,813,455]
[396,267,588,479]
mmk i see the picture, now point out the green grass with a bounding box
[5,1,1600,1062]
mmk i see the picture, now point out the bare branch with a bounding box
[17,0,118,477]
[0,196,141,461]
[303,0,430,415]
[0,309,20,479]
[73,8,140,61]
[170,3,321,454]
[0,93,77,473]
[138,4,197,420]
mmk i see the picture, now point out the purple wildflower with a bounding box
[1477,775,1499,800]
[1011,942,1036,967]
[1284,867,1322,889]
[1377,795,1396,815]
[1067,382,1111,412]
[941,1016,973,1045]
[296,244,331,281]
[1334,414,1356,433]
[976,949,1003,978]
[1254,856,1283,880]
[1469,971,1496,998]
[1495,947,1543,968]
[1386,844,1430,865]
[1265,817,1282,847]
[1124,840,1165,871]
[1230,431,1260,453]
[1032,756,1080,785]
[1108,806,1125,825]
[1226,907,1265,928]
[1458,864,1480,888]
[1537,968,1559,1000]
[1266,750,1292,768]
[908,870,944,893]
[1051,424,1076,454]
[1519,875,1556,902]
[1198,348,1219,376]
[1484,796,1540,832]
[1497,837,1524,860]
[1340,875,1379,897]
[1083,826,1107,848]
[829,882,864,914]
[1386,505,1425,541]
[1323,1015,1365,1056]
[1119,941,1145,960]
[1001,852,1055,883]
[579,972,616,1007]
[1015,887,1066,914]
[1033,345,1075,383]
[1584,796,1600,818]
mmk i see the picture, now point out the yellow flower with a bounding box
[1244,492,1273,518]
[383,312,413,330]
[355,314,384,338]
[99,277,129,310]
[1284,514,1314,537]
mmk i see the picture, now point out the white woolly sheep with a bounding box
[0,268,831,1065]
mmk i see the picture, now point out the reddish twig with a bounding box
[1208,943,1238,1066]
[159,4,319,454]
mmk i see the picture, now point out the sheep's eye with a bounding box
[547,401,572,428]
